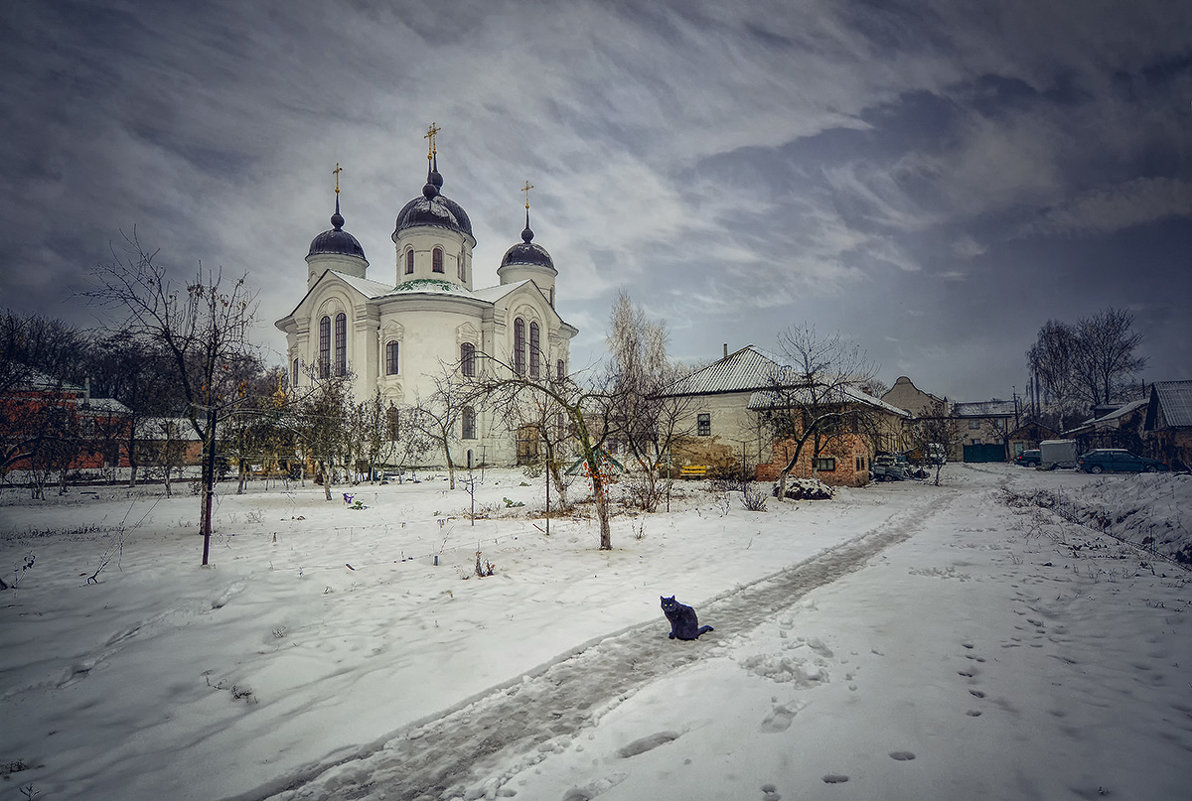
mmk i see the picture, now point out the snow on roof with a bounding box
[9,365,85,393]
[1152,380,1192,428]
[951,399,1017,417]
[79,397,132,415]
[333,272,403,299]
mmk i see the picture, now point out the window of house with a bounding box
[697,413,711,436]
[457,252,466,281]
[557,359,565,381]
[318,316,331,378]
[461,342,475,377]
[405,249,414,275]
[855,456,864,472]
[386,405,399,441]
[334,313,347,376]
[291,357,299,387]
[814,457,836,472]
[529,322,540,378]
[514,318,526,375]
[432,247,444,273]
[549,286,554,306]
[386,340,399,375]
[968,420,980,429]
[461,406,476,439]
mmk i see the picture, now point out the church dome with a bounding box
[308,198,366,260]
[394,159,474,239]
[500,221,555,272]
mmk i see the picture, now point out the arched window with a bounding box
[318,316,331,378]
[457,252,466,281]
[405,249,414,275]
[557,359,565,381]
[334,313,347,376]
[432,247,444,273]
[385,340,399,375]
[461,406,476,440]
[460,342,476,377]
[514,318,526,375]
[529,322,541,378]
[549,287,554,307]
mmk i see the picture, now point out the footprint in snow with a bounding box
[822,774,850,784]
[761,782,781,801]
[616,731,680,758]
[889,751,916,761]
[759,703,801,733]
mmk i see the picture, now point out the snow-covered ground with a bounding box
[1,464,1189,801]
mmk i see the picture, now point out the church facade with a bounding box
[275,136,577,468]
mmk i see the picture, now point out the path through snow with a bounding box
[243,491,957,800]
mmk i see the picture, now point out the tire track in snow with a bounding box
[242,490,956,801]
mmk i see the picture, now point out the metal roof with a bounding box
[662,345,909,416]
[1152,380,1192,428]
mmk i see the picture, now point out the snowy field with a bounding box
[1,464,1189,801]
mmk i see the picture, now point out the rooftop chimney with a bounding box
[723,343,728,359]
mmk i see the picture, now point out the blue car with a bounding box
[1076,449,1168,474]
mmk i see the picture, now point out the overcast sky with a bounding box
[2,0,1189,402]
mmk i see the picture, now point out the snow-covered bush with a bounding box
[772,478,834,500]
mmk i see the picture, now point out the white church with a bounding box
[275,127,578,467]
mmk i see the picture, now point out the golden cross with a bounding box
[425,122,440,160]
[522,180,534,210]
[333,163,342,194]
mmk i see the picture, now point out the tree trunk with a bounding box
[200,407,217,566]
[585,451,612,550]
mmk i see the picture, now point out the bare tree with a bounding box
[1026,319,1082,428]
[1073,308,1148,408]
[90,331,187,487]
[761,326,878,501]
[908,400,956,486]
[0,313,91,482]
[605,291,692,511]
[87,233,257,565]
[289,364,353,501]
[405,369,466,490]
[462,352,618,549]
[1027,308,1148,423]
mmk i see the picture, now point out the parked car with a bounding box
[1076,449,1169,474]
[1015,449,1041,467]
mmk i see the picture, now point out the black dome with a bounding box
[308,200,366,260]
[394,194,474,237]
[394,159,473,238]
[499,219,555,271]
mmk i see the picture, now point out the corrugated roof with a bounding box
[1153,380,1192,428]
[662,345,909,416]
[662,346,782,396]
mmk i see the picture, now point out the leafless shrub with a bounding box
[741,482,768,512]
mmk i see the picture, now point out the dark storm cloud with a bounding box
[1,0,1188,401]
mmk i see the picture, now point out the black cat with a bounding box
[660,596,713,640]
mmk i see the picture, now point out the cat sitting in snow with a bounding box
[660,596,713,640]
